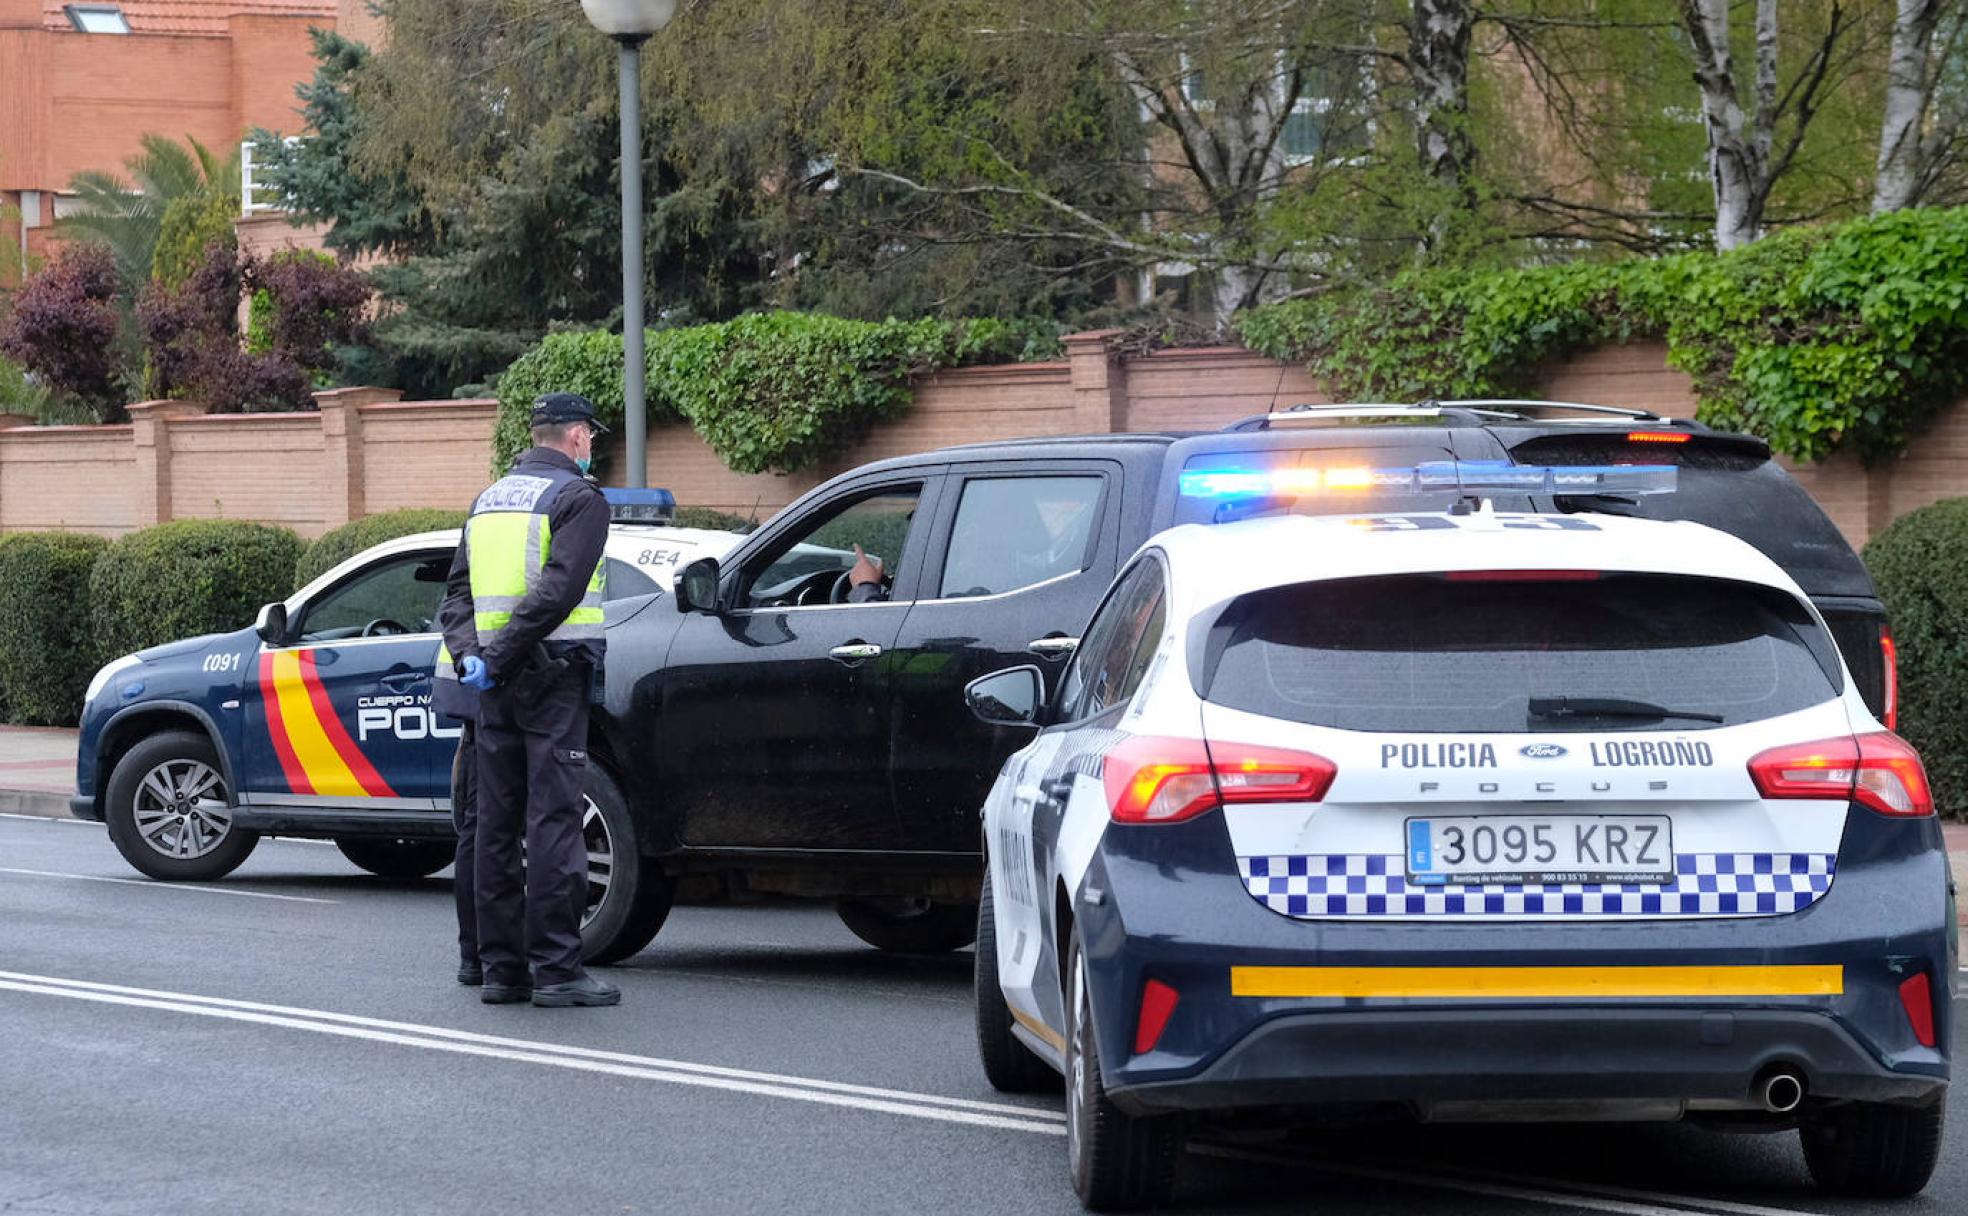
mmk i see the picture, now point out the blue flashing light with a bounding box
[601,487,677,523]
[1177,461,1676,501]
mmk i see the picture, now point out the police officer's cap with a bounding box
[530,392,609,434]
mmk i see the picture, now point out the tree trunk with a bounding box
[1680,0,1767,250]
[1875,0,1943,213]
[1410,0,1476,213]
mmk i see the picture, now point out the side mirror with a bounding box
[255,602,288,646]
[673,557,721,615]
[965,665,1046,728]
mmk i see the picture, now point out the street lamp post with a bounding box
[581,0,677,489]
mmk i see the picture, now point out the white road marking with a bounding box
[1194,1144,1823,1216]
[0,868,337,904]
[0,970,1065,1133]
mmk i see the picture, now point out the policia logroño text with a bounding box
[434,392,621,1008]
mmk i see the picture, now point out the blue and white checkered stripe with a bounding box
[1237,853,1836,919]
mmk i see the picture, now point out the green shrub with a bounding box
[296,508,465,587]
[672,506,757,533]
[90,521,304,659]
[0,532,110,725]
[493,313,1062,477]
[1864,498,1968,820]
[1238,206,1968,465]
[150,192,239,288]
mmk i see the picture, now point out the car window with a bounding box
[939,475,1103,599]
[1059,558,1165,720]
[605,557,660,601]
[1202,573,1840,732]
[744,485,923,608]
[299,555,449,642]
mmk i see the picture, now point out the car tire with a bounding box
[836,897,979,954]
[580,763,674,966]
[1800,1097,1945,1198]
[1066,932,1179,1211]
[104,730,259,882]
[975,870,1060,1093]
[335,837,453,879]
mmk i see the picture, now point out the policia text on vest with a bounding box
[438,433,620,1008]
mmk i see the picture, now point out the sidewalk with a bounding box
[0,724,77,818]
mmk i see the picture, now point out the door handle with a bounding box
[1027,635,1079,659]
[381,670,428,690]
[829,642,884,664]
[1041,776,1076,803]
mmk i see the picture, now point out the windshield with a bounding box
[1200,573,1841,733]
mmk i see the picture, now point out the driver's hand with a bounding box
[849,544,884,590]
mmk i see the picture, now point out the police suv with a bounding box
[966,463,1951,1211]
[73,493,742,901]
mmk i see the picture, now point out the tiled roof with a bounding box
[43,1,335,37]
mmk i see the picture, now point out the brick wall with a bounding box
[0,337,1964,546]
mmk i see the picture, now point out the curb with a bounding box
[0,789,73,820]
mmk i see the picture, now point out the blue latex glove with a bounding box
[460,654,492,691]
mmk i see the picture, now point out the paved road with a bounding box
[0,812,1960,1215]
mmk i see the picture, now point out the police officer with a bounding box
[439,392,618,1008]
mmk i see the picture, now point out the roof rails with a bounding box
[1219,398,1706,433]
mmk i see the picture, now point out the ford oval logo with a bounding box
[1519,743,1568,759]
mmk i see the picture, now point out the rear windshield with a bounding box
[1169,442,1534,526]
[1200,573,1841,733]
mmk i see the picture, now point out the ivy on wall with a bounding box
[493,313,1060,476]
[1237,207,1968,464]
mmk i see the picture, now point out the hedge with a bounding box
[1238,206,1968,465]
[493,312,1062,477]
[296,507,465,587]
[0,532,110,725]
[1863,498,1968,820]
[90,520,304,660]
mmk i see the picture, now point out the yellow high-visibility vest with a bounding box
[465,468,604,649]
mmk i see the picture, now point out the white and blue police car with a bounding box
[73,490,743,905]
[965,462,1952,1211]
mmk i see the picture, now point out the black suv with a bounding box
[580,401,1895,962]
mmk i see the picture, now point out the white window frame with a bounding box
[64,5,130,34]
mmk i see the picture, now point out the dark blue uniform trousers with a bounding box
[450,721,479,965]
[473,664,591,986]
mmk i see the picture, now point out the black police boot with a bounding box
[480,975,533,1004]
[531,973,621,1008]
[457,959,484,987]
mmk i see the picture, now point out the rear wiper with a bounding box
[1528,695,1723,724]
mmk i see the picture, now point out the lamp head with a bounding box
[580,0,677,39]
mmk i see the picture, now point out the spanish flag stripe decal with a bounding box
[268,651,362,796]
[296,650,398,798]
[257,653,314,795]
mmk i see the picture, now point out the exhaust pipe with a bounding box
[1754,1069,1805,1113]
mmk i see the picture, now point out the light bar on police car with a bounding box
[1176,460,1677,500]
[601,487,677,523]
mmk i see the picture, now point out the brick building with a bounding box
[0,0,350,280]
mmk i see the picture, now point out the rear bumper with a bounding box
[1114,1006,1943,1115]
[230,807,454,839]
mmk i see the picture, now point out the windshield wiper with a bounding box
[1527,695,1723,724]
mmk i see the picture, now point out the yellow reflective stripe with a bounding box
[1228,965,1844,1000]
[467,512,533,600]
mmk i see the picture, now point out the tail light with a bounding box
[1899,972,1938,1048]
[1747,732,1933,817]
[1880,626,1899,732]
[1626,431,1691,444]
[1102,736,1335,824]
[1134,979,1180,1055]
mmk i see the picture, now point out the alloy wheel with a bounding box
[132,759,230,860]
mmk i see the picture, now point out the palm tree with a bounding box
[61,134,242,291]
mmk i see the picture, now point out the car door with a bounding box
[240,549,459,811]
[889,461,1122,852]
[660,473,944,851]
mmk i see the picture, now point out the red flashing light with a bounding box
[1102,737,1335,825]
[1899,972,1937,1048]
[1747,732,1933,818]
[1881,627,1900,732]
[1627,431,1691,444]
[1134,979,1181,1055]
[1443,570,1603,582]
